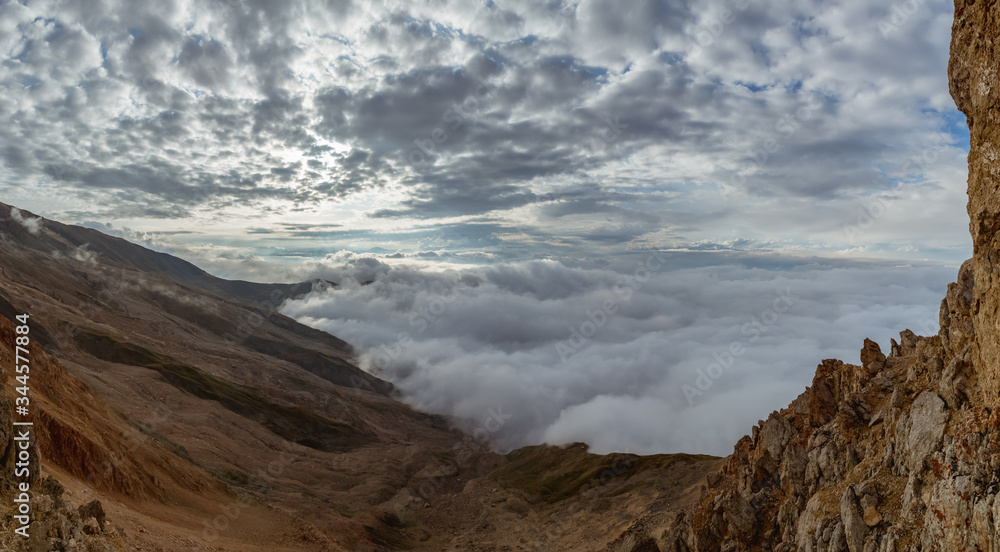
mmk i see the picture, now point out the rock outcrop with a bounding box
[654,262,986,550]
[950,0,1000,410]
[0,318,126,551]
[676,306,977,549]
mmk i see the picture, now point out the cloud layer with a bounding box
[281,253,954,455]
[0,0,971,264]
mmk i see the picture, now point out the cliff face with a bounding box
[656,262,984,551]
[636,2,1000,550]
[950,0,1000,409]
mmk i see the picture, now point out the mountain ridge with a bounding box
[0,202,335,309]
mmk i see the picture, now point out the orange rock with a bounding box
[863,506,881,528]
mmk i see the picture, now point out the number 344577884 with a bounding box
[13,314,29,406]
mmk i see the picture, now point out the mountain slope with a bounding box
[0,203,721,551]
[1,201,334,307]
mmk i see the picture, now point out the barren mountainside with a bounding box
[0,201,721,552]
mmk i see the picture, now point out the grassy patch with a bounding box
[73,326,371,453]
[133,420,194,462]
[243,336,393,395]
[492,443,720,504]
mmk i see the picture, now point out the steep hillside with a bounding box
[949,0,1000,410]
[0,203,721,551]
[0,202,334,309]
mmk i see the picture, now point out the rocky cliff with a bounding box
[656,261,984,551]
[646,2,1000,550]
[950,0,1000,410]
[0,316,128,551]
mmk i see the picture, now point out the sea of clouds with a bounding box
[279,251,956,456]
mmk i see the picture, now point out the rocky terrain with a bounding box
[657,261,986,551]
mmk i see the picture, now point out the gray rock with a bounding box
[921,476,975,550]
[899,392,948,472]
[840,486,867,552]
[760,412,794,459]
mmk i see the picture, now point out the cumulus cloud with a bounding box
[10,207,41,234]
[0,0,970,266]
[281,254,955,455]
[72,244,95,263]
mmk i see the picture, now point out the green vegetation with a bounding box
[221,469,250,486]
[73,326,371,453]
[244,336,393,395]
[492,443,720,504]
[133,420,193,462]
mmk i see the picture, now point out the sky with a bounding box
[0,0,974,455]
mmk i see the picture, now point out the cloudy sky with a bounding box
[0,0,973,454]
